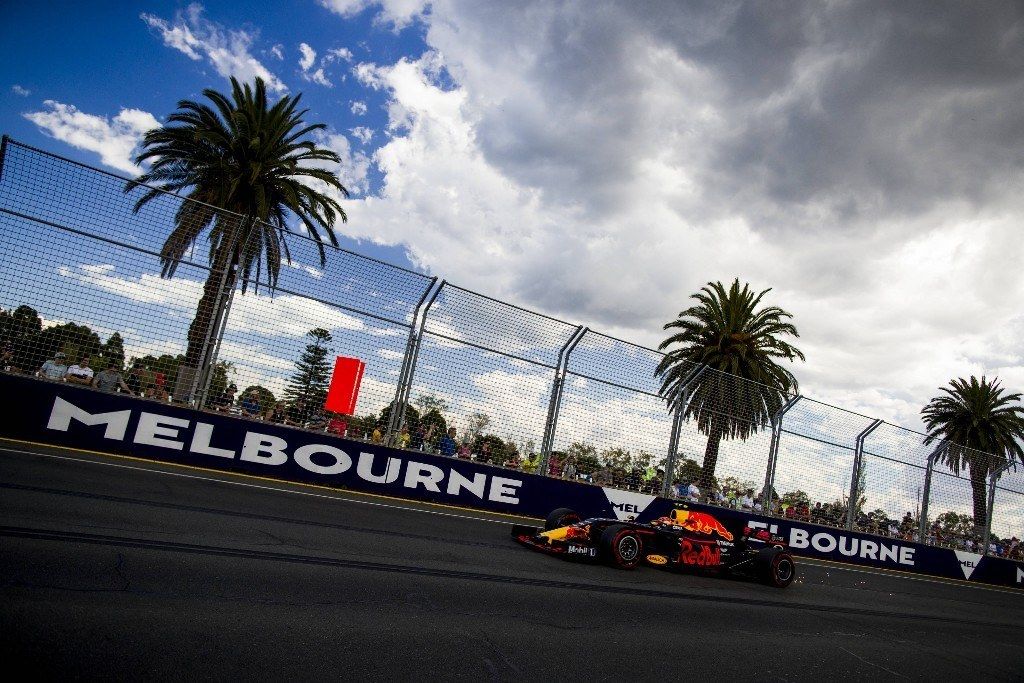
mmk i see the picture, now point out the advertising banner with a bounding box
[1,373,1020,590]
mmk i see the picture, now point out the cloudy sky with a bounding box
[4,0,1024,436]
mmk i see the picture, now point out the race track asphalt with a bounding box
[1,440,1022,681]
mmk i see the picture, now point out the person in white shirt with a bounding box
[37,351,69,380]
[64,356,94,386]
[686,481,700,502]
[739,490,754,510]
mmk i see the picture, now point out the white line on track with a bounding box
[3,442,1022,597]
[0,444,529,527]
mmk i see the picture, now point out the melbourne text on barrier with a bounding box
[46,396,523,504]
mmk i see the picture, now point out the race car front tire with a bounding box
[755,547,796,588]
[545,507,582,531]
[600,524,643,569]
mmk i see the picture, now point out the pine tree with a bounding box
[284,328,334,408]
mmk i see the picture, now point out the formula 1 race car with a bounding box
[512,506,796,588]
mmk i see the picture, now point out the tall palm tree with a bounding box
[921,376,1024,534]
[125,76,349,376]
[655,279,805,494]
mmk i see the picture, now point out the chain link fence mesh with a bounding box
[0,137,1021,559]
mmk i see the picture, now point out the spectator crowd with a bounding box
[16,348,1024,561]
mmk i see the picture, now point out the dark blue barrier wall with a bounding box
[2,373,1021,590]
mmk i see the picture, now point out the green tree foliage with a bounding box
[921,376,1024,533]
[934,511,975,537]
[473,433,506,463]
[413,393,449,416]
[656,279,805,495]
[600,447,632,470]
[284,328,333,407]
[719,476,757,496]
[379,400,421,434]
[418,408,447,445]
[208,361,234,402]
[101,332,125,369]
[133,353,181,389]
[345,414,379,439]
[633,450,660,471]
[242,384,277,413]
[464,411,491,443]
[779,490,810,508]
[127,77,350,370]
[0,305,42,371]
[566,442,599,476]
[673,457,707,488]
[131,353,232,400]
[0,305,42,344]
[28,322,102,371]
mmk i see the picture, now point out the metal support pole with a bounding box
[385,277,439,442]
[662,364,708,497]
[761,395,803,513]
[982,461,1013,556]
[0,134,9,183]
[393,281,445,441]
[846,419,884,530]
[917,442,948,544]
[538,326,587,477]
[196,271,238,408]
[193,223,257,408]
[187,228,240,407]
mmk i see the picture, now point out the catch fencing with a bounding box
[0,135,1020,560]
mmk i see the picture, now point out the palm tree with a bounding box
[655,279,805,494]
[921,376,1024,534]
[125,76,349,380]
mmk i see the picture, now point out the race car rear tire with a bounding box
[755,547,796,588]
[600,524,643,569]
[545,507,581,531]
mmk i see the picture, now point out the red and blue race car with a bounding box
[512,505,796,588]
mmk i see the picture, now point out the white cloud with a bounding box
[306,68,332,87]
[270,43,284,60]
[350,126,373,144]
[11,84,30,97]
[57,264,367,338]
[350,100,368,115]
[317,0,428,29]
[298,43,317,71]
[141,4,287,93]
[327,47,354,63]
[297,42,332,87]
[325,3,1024,443]
[309,130,370,196]
[23,101,159,174]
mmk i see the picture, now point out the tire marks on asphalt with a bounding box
[1,525,1018,629]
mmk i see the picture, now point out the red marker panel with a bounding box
[324,356,365,414]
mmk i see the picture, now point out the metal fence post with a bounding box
[846,419,884,530]
[662,364,708,497]
[0,135,9,182]
[982,461,1013,555]
[538,326,586,477]
[393,281,445,441]
[192,222,260,408]
[761,395,802,513]
[917,442,948,544]
[186,223,243,407]
[196,268,238,407]
[385,277,439,442]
